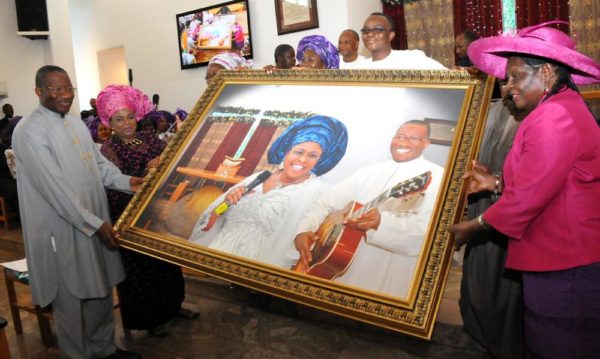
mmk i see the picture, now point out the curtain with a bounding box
[569,0,600,119]
[180,121,233,169]
[453,0,503,38]
[205,122,251,172]
[404,0,455,68]
[516,0,569,32]
[254,126,286,173]
[159,120,213,197]
[569,0,600,72]
[237,122,279,177]
[383,4,408,50]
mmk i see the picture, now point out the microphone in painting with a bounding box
[214,170,272,215]
[128,68,133,86]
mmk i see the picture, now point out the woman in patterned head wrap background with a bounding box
[85,116,111,146]
[296,35,340,69]
[96,84,198,337]
[205,52,253,84]
[145,109,177,141]
[190,115,348,268]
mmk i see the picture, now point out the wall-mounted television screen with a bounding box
[176,0,253,70]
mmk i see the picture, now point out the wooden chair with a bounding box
[3,268,55,347]
[0,197,13,230]
[3,265,121,349]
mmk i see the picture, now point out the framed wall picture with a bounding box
[115,69,493,339]
[274,0,319,35]
[424,118,457,146]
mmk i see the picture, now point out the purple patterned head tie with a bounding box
[174,108,188,121]
[85,116,100,141]
[296,35,340,69]
[146,110,175,126]
[96,85,154,127]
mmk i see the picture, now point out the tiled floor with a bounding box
[0,225,486,359]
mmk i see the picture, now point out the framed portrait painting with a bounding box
[115,69,493,339]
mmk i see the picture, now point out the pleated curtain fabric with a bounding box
[405,0,456,68]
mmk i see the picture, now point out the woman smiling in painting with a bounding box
[190,115,348,268]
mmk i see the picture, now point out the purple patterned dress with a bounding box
[101,132,185,330]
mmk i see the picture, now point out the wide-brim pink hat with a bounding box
[467,21,600,85]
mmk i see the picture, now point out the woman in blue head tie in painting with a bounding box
[190,115,348,268]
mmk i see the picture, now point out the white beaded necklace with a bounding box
[273,170,310,189]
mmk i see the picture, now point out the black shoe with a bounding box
[102,348,142,359]
[148,323,169,337]
[177,307,200,319]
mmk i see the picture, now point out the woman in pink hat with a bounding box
[451,21,600,358]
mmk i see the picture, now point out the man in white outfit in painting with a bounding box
[294,120,444,298]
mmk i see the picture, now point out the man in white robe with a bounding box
[13,65,142,359]
[356,12,447,70]
[295,121,444,298]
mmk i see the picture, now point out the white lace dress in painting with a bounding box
[190,173,328,269]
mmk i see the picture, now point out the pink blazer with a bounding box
[485,88,600,271]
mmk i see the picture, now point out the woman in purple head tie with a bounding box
[296,35,339,69]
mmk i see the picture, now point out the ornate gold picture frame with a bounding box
[115,69,493,339]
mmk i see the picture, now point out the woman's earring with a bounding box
[278,162,284,170]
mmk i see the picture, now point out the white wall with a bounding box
[97,46,128,88]
[70,0,102,112]
[0,0,381,116]
[81,0,381,113]
[46,0,80,112]
[0,0,50,117]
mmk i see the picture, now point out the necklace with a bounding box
[113,134,143,147]
[274,170,310,189]
[124,138,143,146]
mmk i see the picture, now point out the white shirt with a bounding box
[357,49,447,70]
[296,156,444,298]
[339,55,367,69]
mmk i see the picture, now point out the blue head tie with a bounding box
[267,115,348,176]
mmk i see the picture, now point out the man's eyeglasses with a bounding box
[44,86,76,95]
[394,134,426,144]
[360,27,391,35]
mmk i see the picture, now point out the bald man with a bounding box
[338,29,366,69]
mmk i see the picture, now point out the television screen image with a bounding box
[176,0,253,69]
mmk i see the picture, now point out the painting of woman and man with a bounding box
[131,81,468,301]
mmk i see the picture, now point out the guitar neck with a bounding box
[351,189,391,218]
[348,172,431,219]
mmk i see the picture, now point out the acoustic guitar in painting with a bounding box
[294,171,432,280]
